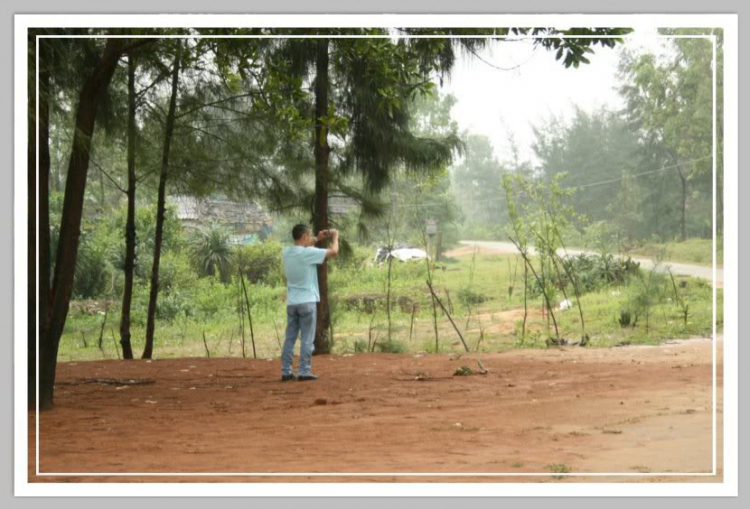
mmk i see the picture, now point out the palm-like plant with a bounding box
[188,222,232,283]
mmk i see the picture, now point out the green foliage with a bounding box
[451,133,509,233]
[374,339,406,354]
[559,253,640,293]
[624,266,668,333]
[188,222,233,282]
[533,107,641,230]
[71,230,113,299]
[59,246,721,361]
[353,339,370,353]
[618,30,722,239]
[618,310,632,328]
[104,202,184,280]
[457,287,488,306]
[234,241,284,286]
[627,238,721,267]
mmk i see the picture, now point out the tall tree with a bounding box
[36,33,152,409]
[532,107,641,228]
[119,53,138,359]
[312,38,333,354]
[618,29,721,240]
[452,133,507,233]
[143,42,182,360]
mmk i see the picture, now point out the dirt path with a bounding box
[29,336,722,483]
[454,240,723,286]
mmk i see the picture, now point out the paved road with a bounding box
[459,240,723,285]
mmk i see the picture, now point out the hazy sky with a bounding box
[440,29,666,164]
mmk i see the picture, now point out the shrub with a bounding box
[71,230,114,299]
[558,253,640,293]
[156,290,192,322]
[194,276,235,319]
[457,287,488,306]
[234,241,284,285]
[354,339,369,353]
[374,339,406,354]
[188,222,233,282]
[618,310,631,327]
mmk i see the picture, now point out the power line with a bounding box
[569,155,713,190]
[422,153,714,209]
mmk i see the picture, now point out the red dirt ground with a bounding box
[28,336,723,483]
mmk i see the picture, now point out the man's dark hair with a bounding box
[292,224,310,241]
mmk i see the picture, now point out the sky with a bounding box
[440,29,667,164]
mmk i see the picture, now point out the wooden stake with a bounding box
[202,330,211,358]
[110,326,121,360]
[240,273,257,359]
[426,279,469,353]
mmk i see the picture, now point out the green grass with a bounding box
[548,463,571,474]
[547,463,571,479]
[58,251,722,361]
[625,238,723,267]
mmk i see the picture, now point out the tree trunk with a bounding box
[119,53,137,360]
[313,38,332,355]
[670,152,688,242]
[99,162,106,214]
[143,46,181,360]
[386,253,393,342]
[40,39,125,410]
[680,174,687,241]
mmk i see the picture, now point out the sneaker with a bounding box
[281,374,297,382]
[297,374,318,381]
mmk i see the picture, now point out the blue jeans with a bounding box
[281,302,317,376]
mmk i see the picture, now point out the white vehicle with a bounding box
[373,245,428,264]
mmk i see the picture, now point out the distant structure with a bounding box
[169,195,274,245]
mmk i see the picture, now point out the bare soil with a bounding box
[29,336,722,483]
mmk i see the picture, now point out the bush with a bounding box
[188,222,233,282]
[457,287,488,306]
[234,241,284,285]
[194,276,236,319]
[558,253,640,293]
[72,232,113,299]
[354,339,369,353]
[331,242,371,271]
[374,339,406,354]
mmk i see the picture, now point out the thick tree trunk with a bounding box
[143,46,181,360]
[119,54,137,360]
[40,40,125,410]
[313,38,332,355]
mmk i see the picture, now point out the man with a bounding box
[280,224,339,381]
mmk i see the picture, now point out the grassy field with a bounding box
[58,248,722,362]
[624,238,722,267]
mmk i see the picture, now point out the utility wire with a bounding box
[401,153,714,209]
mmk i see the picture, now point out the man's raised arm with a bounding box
[324,230,339,259]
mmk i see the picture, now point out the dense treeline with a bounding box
[454,28,722,247]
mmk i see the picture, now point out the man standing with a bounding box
[280,224,339,381]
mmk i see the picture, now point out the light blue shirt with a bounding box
[282,245,327,305]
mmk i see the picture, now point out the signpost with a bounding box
[425,219,437,236]
[426,219,439,262]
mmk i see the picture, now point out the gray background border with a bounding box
[1,1,745,508]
